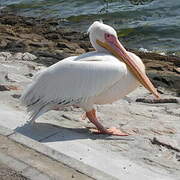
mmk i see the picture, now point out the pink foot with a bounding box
[53,106,61,111]
[89,127,129,136]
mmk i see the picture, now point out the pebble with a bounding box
[22,52,37,61]
[0,52,12,60]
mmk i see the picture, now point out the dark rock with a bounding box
[0,84,10,91]
[25,73,33,77]
[45,33,60,40]
[0,16,19,26]
[177,91,180,97]
[157,89,164,94]
[11,94,21,99]
[174,61,180,67]
[29,42,46,48]
[2,41,26,52]
[130,49,180,64]
[79,41,91,52]
[150,137,180,152]
[148,72,180,91]
[47,21,59,26]
[136,98,178,104]
[57,42,80,50]
[149,66,164,71]
[33,51,68,66]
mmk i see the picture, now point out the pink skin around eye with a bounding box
[104,33,116,44]
[104,33,126,56]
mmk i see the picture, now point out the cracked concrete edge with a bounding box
[0,151,50,180]
[0,125,118,180]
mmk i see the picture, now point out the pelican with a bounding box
[21,21,159,136]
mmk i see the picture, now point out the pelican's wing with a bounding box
[21,55,126,120]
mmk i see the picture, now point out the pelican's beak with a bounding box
[96,38,160,99]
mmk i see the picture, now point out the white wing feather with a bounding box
[21,52,127,121]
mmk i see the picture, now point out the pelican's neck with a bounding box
[95,45,109,53]
[92,42,109,53]
[89,35,108,53]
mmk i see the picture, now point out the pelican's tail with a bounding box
[27,103,50,123]
[20,79,50,123]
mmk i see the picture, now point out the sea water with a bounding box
[1,0,180,56]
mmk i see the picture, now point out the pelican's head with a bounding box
[88,21,117,52]
[88,21,160,99]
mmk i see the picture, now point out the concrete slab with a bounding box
[9,132,116,180]
[41,129,174,180]
[0,151,29,171]
[0,104,26,129]
[0,104,62,141]
[22,167,50,180]
[0,125,14,136]
[0,134,93,180]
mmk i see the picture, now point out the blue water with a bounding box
[1,0,180,56]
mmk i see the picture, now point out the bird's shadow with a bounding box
[15,122,134,143]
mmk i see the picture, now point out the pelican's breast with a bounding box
[93,52,145,104]
[93,68,139,104]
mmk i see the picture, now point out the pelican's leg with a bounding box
[52,106,61,111]
[86,109,128,136]
[81,113,87,120]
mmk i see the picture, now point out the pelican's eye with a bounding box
[105,33,110,38]
[105,33,116,43]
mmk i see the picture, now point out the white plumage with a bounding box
[21,21,149,136]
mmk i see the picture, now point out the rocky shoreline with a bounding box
[0,13,179,96]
